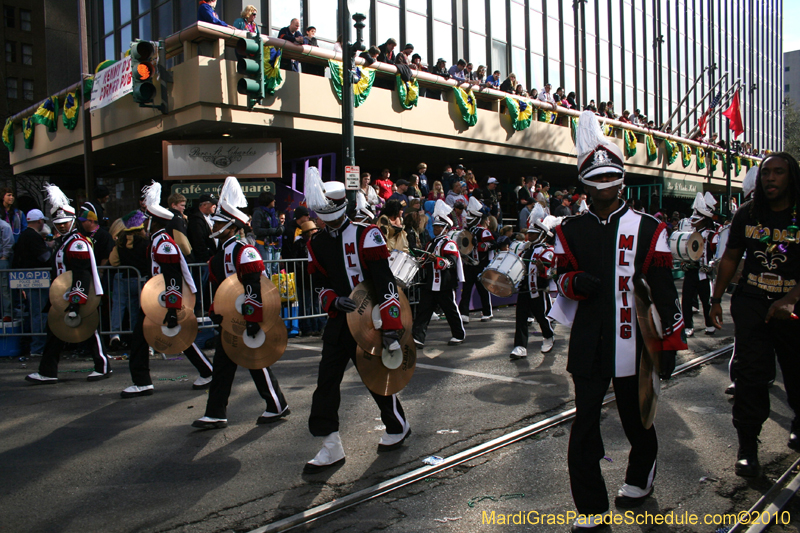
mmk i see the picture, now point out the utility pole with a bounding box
[78,0,94,197]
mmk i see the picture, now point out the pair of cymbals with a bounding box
[141,274,197,322]
[220,326,288,370]
[143,312,198,355]
[347,281,416,396]
[49,272,101,316]
[48,306,99,343]
[634,276,662,430]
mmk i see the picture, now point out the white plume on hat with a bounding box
[691,192,713,218]
[432,199,453,227]
[212,176,249,228]
[141,180,174,221]
[354,190,376,221]
[366,185,380,206]
[578,199,589,213]
[44,183,76,224]
[304,166,348,222]
[466,196,483,218]
[704,192,717,208]
[542,215,563,231]
[526,203,546,231]
[743,166,758,199]
[575,110,625,184]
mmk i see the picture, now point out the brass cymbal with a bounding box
[171,229,193,257]
[634,276,662,429]
[355,325,417,395]
[456,229,474,256]
[143,312,198,355]
[140,274,197,323]
[49,272,101,316]
[220,324,287,370]
[214,275,282,337]
[48,307,99,343]
[347,281,413,356]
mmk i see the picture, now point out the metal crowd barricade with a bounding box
[0,267,51,340]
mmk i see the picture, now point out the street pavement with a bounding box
[0,289,797,533]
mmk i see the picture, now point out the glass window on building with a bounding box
[625,85,634,111]
[612,45,621,84]
[120,23,132,50]
[468,0,485,33]
[376,2,400,48]
[546,0,559,19]
[406,11,428,63]
[548,58,561,86]
[22,79,33,100]
[104,0,115,34]
[139,0,151,11]
[4,6,14,28]
[562,23,575,67]
[598,1,609,41]
[156,1,172,40]
[511,2,525,47]
[469,32,487,68]
[120,0,132,25]
[586,72,597,101]
[563,65,575,95]
[585,36,596,74]
[432,0,452,23]
[529,8,543,55]
[512,46,526,84]
[531,52,544,88]
[309,0,339,47]
[433,20,452,65]
[139,13,151,41]
[5,41,14,63]
[21,44,33,66]
[407,0,427,14]
[547,17,560,62]
[105,34,115,61]
[179,0,196,32]
[490,0,506,41]
[20,9,31,31]
[271,0,302,36]
[6,78,17,99]
[598,39,609,76]
[613,81,622,109]
[491,40,507,76]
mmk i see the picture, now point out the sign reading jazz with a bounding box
[9,270,50,289]
[90,56,133,111]
[171,181,275,200]
[163,139,281,180]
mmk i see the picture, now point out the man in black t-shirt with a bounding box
[711,152,800,479]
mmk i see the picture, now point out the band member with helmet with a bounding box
[458,196,495,323]
[710,152,800,478]
[193,177,289,429]
[303,168,411,473]
[120,181,213,398]
[680,192,719,337]
[510,205,557,359]
[554,111,687,531]
[25,184,111,384]
[412,199,465,348]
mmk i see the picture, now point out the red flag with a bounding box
[722,91,744,139]
[697,109,709,136]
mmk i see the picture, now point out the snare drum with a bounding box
[479,251,525,297]
[446,229,474,256]
[669,231,704,262]
[509,240,529,256]
[388,249,419,288]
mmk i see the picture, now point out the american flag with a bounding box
[709,91,722,110]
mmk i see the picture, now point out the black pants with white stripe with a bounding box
[309,328,406,437]
[681,268,712,329]
[513,290,553,348]
[412,286,465,343]
[569,373,657,516]
[458,264,492,318]
[204,328,288,419]
[38,326,109,378]
[127,310,214,386]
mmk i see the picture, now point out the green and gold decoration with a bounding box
[645,134,657,162]
[570,117,578,143]
[396,75,419,110]
[664,138,679,165]
[624,129,637,157]
[602,124,614,137]
[734,155,742,176]
[505,96,532,131]
[62,91,80,130]
[2,118,14,152]
[538,109,557,124]
[743,158,752,171]
[453,87,477,127]
[31,95,59,133]
[22,117,34,149]
[696,147,706,170]
[680,143,692,168]
[264,45,283,95]
[328,60,376,107]
[710,150,718,171]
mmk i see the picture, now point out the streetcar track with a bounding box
[249,343,735,533]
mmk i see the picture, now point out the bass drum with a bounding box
[669,231,703,262]
[479,251,525,297]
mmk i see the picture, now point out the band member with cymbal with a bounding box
[412,199,465,347]
[510,205,557,360]
[555,111,686,531]
[26,184,111,384]
[680,192,719,337]
[192,177,289,429]
[458,197,495,323]
[120,181,213,398]
[303,168,411,473]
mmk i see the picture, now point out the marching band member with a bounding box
[353,189,377,224]
[554,111,686,531]
[412,199,465,347]
[680,192,719,337]
[510,205,557,359]
[26,184,110,384]
[120,181,213,398]
[193,177,289,429]
[458,197,495,323]
[303,168,410,473]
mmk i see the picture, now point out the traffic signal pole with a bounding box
[236,28,265,109]
[78,0,94,198]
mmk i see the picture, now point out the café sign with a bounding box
[171,181,275,201]
[162,139,281,180]
[663,177,701,199]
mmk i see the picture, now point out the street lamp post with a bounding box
[340,0,368,212]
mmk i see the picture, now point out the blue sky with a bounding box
[787,3,800,52]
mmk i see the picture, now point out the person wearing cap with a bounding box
[12,209,51,352]
[482,177,502,224]
[25,184,112,385]
[395,43,413,66]
[377,37,397,64]
[458,197,496,323]
[188,194,217,265]
[302,168,411,472]
[510,205,557,359]
[78,202,114,266]
[412,200,465,348]
[192,177,289,429]
[388,179,410,207]
[120,181,214,398]
[553,111,686,530]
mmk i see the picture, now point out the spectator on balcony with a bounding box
[556,87,565,101]
[410,53,425,71]
[500,73,517,94]
[619,109,631,123]
[538,83,554,104]
[378,38,397,63]
[233,5,258,32]
[566,91,577,109]
[300,26,326,76]
[375,169,394,200]
[333,34,343,54]
[647,119,655,128]
[359,45,380,66]
[464,62,475,81]
[598,101,609,117]
[302,26,318,46]
[631,108,642,124]
[515,84,527,97]
[427,180,446,201]
[445,181,468,208]
[474,65,487,84]
[395,43,414,66]
[448,59,468,82]
[486,70,501,89]
[529,88,538,100]
[607,100,617,119]
[416,163,430,197]
[278,18,304,71]
[431,58,449,79]
[198,0,231,27]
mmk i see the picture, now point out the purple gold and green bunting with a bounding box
[710,150,718,171]
[645,134,657,162]
[22,117,34,149]
[624,130,636,157]
[453,87,477,127]
[2,118,14,152]
[602,124,614,137]
[62,91,80,130]
[538,109,557,124]
[696,147,706,170]
[680,143,691,168]
[505,96,532,131]
[734,155,741,176]
[664,138,679,165]
[264,45,283,95]
[743,157,752,171]
[396,75,419,110]
[31,95,59,132]
[328,60,376,107]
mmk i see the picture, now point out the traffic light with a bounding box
[130,40,157,105]
[236,34,264,109]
